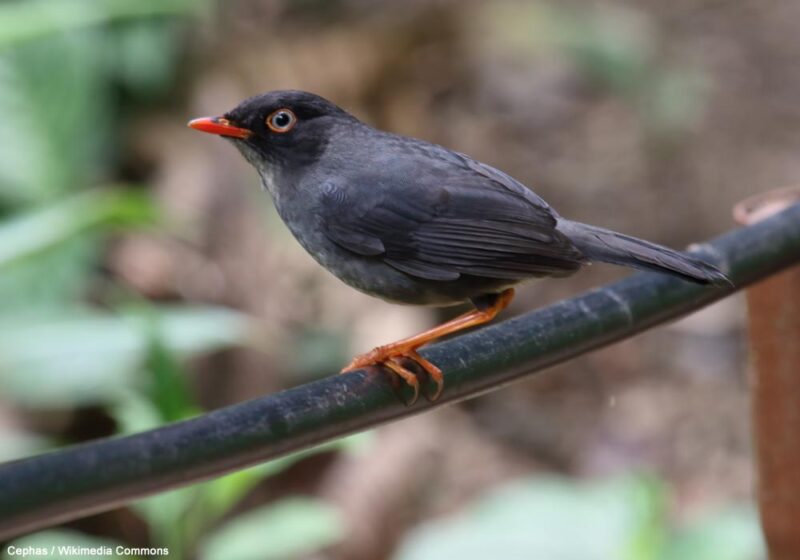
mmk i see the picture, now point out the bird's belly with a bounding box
[296,235,457,304]
[300,236,519,305]
[323,254,520,306]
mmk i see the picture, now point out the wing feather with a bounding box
[320,162,586,282]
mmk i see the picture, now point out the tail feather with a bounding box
[558,219,732,286]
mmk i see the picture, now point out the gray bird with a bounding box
[189,90,730,403]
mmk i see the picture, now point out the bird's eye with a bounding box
[266,109,297,133]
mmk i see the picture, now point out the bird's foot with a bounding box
[339,288,515,404]
[341,345,443,405]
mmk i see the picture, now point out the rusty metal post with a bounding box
[736,188,800,559]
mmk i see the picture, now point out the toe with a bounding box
[407,351,444,401]
[385,359,420,405]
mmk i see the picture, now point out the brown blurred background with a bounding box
[2,0,797,558]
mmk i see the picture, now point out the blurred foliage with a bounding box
[0,0,192,309]
[0,191,156,270]
[128,434,364,559]
[488,2,708,138]
[0,0,208,51]
[395,476,765,560]
[198,497,343,560]
[0,0,219,414]
[0,305,251,407]
[0,190,156,310]
[0,1,349,558]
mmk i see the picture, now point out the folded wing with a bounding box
[320,168,586,282]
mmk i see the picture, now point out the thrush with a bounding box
[189,90,730,404]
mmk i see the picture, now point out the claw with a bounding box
[384,359,421,405]
[340,347,437,405]
[402,350,443,401]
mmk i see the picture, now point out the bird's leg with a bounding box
[341,288,515,404]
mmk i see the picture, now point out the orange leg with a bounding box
[342,288,515,404]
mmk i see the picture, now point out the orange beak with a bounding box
[188,116,252,139]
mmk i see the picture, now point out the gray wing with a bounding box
[320,159,586,282]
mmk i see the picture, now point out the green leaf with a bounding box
[0,36,101,202]
[198,498,343,560]
[0,3,203,202]
[131,434,369,555]
[395,475,667,560]
[0,0,207,51]
[0,235,98,313]
[143,319,201,423]
[0,185,150,316]
[2,529,133,560]
[0,190,156,270]
[197,432,371,525]
[133,485,199,555]
[110,390,165,434]
[661,507,766,560]
[114,19,184,98]
[0,305,252,406]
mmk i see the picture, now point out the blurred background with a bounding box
[2,0,798,558]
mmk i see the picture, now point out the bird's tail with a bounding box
[557,219,732,286]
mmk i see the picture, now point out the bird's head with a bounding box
[189,90,356,176]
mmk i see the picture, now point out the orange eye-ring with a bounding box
[266,108,297,133]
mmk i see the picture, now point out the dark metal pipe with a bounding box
[1,202,799,539]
